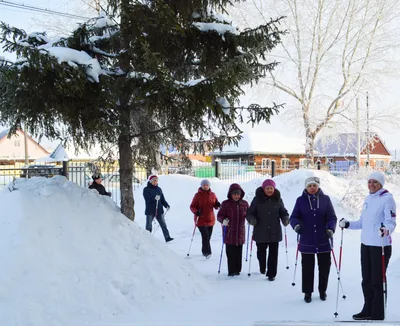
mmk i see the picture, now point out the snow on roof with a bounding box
[0,128,10,141]
[212,132,306,155]
[41,47,104,82]
[36,143,69,162]
[315,132,388,157]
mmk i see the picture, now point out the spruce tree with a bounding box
[0,0,283,221]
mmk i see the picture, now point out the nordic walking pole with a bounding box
[218,225,227,274]
[152,196,160,232]
[291,234,300,286]
[381,223,387,318]
[284,226,289,270]
[186,215,199,257]
[331,233,346,318]
[247,235,254,276]
[245,223,251,261]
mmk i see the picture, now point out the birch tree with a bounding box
[232,0,400,162]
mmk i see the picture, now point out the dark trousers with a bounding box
[301,252,331,294]
[198,226,213,256]
[226,244,243,275]
[145,214,171,240]
[360,244,391,320]
[256,242,279,277]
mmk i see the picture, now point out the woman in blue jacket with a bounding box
[143,175,173,242]
[290,176,337,303]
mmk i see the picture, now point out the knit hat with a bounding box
[368,171,385,186]
[305,176,320,188]
[200,179,211,187]
[148,175,158,182]
[92,174,102,180]
[262,179,276,189]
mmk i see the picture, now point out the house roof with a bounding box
[211,132,306,156]
[0,128,10,141]
[315,132,390,157]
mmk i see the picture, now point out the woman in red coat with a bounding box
[190,179,220,258]
[217,183,249,276]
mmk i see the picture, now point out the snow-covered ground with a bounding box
[0,170,399,326]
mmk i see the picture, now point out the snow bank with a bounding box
[0,176,207,326]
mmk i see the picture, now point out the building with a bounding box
[315,132,391,170]
[210,132,307,173]
[0,129,49,165]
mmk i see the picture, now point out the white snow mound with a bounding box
[0,176,207,326]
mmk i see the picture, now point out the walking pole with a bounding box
[331,232,346,318]
[381,224,387,317]
[218,225,227,274]
[284,226,289,270]
[153,207,169,235]
[245,223,251,261]
[247,235,254,276]
[291,234,300,286]
[186,216,199,257]
[152,197,160,231]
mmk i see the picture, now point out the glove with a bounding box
[326,229,334,238]
[155,195,160,200]
[222,218,229,226]
[215,201,221,208]
[379,226,389,237]
[166,206,170,211]
[196,210,201,216]
[107,192,112,197]
[282,218,289,227]
[248,218,257,226]
[294,224,302,234]
[339,218,349,229]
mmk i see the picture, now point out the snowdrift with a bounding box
[0,176,207,326]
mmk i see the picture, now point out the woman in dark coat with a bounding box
[217,183,249,276]
[246,179,289,281]
[190,179,220,258]
[290,176,337,303]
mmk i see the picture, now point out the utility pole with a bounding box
[23,124,29,166]
[366,92,370,167]
[356,97,361,168]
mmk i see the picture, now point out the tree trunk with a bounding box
[118,0,135,221]
[119,133,135,221]
[305,129,316,167]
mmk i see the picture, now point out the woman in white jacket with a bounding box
[340,171,396,321]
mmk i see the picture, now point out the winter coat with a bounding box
[89,182,111,197]
[190,188,219,227]
[246,187,289,243]
[217,184,249,245]
[143,182,169,217]
[349,188,397,247]
[290,189,337,254]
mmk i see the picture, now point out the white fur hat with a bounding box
[305,176,320,188]
[368,171,385,186]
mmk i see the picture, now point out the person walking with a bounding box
[290,176,337,303]
[190,179,221,258]
[89,173,111,197]
[339,171,396,321]
[217,183,249,276]
[143,175,173,242]
[246,178,289,281]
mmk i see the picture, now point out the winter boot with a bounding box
[319,292,327,301]
[352,312,371,321]
[304,293,312,303]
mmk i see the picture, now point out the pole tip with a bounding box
[286,266,289,269]
[247,273,251,276]
[291,283,295,286]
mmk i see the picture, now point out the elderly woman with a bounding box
[246,178,289,281]
[340,171,396,321]
[290,176,337,303]
[190,179,221,258]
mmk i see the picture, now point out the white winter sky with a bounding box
[1,0,400,151]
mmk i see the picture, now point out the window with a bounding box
[281,158,290,170]
[375,160,385,170]
[261,158,271,170]
[13,139,20,147]
[299,158,311,168]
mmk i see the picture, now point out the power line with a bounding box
[0,0,91,20]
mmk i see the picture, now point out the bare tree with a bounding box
[231,0,400,162]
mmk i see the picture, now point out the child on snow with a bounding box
[217,183,249,276]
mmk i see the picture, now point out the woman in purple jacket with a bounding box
[217,183,249,276]
[290,176,337,303]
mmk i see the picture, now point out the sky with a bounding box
[0,170,399,325]
[1,0,400,152]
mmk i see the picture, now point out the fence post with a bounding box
[317,160,321,170]
[62,160,69,179]
[271,160,276,178]
[215,159,220,179]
